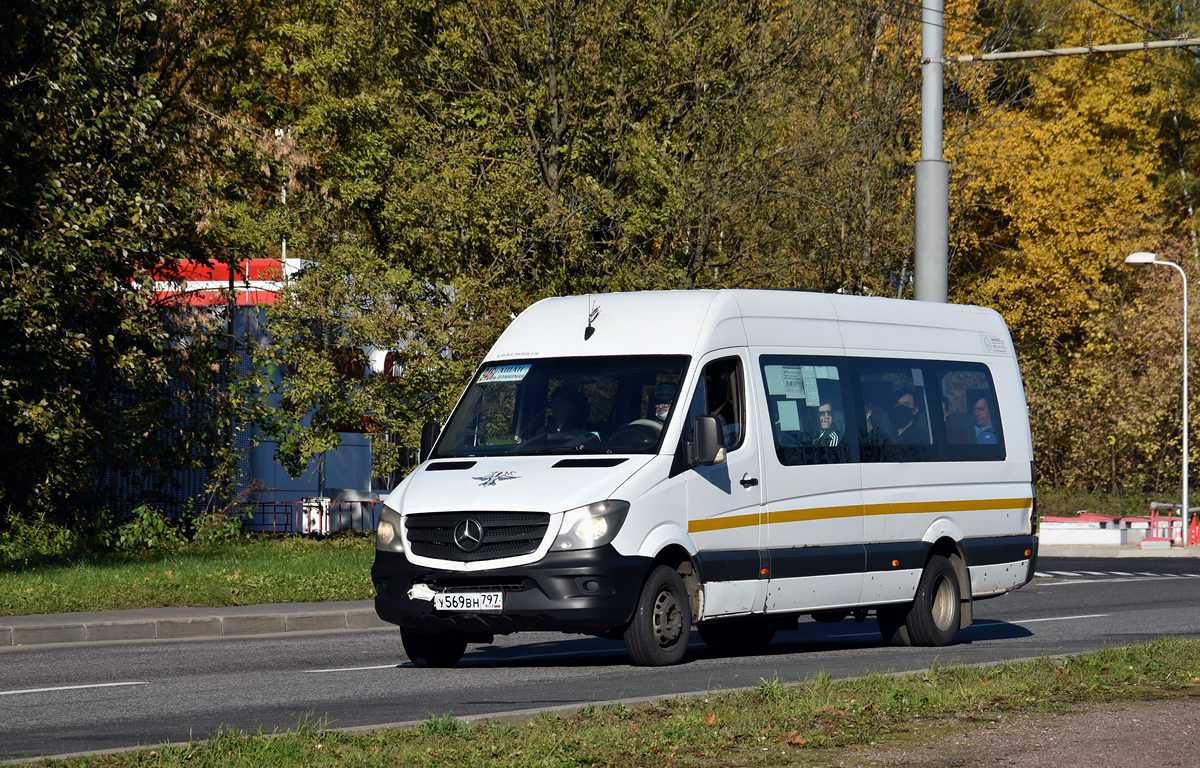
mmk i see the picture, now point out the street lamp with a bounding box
[1125,251,1189,546]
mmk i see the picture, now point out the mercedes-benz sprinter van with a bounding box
[372,290,1037,666]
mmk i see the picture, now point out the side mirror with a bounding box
[419,419,440,462]
[689,415,727,467]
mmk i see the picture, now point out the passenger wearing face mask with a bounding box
[651,383,676,424]
[892,389,929,445]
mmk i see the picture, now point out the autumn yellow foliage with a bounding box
[947,0,1198,494]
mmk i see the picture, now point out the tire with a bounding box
[906,555,961,647]
[401,629,468,668]
[624,565,692,666]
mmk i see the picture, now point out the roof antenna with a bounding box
[584,296,599,340]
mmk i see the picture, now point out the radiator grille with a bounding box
[405,511,550,562]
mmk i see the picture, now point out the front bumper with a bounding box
[371,545,652,636]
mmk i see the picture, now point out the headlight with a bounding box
[376,506,404,552]
[552,500,629,551]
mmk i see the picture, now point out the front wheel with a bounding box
[401,629,468,668]
[624,565,691,666]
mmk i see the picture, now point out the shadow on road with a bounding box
[403,617,1035,669]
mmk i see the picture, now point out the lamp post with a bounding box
[1125,251,1189,546]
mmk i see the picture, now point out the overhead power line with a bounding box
[949,35,1200,63]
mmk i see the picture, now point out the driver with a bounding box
[652,383,676,423]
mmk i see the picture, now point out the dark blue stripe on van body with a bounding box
[695,534,1035,584]
[960,535,1036,566]
[766,545,866,579]
[694,550,761,582]
[864,541,929,572]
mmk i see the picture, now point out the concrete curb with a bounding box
[0,600,387,648]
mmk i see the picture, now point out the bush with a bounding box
[0,516,82,567]
[102,506,187,558]
[191,508,250,547]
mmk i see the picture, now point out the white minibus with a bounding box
[372,290,1037,666]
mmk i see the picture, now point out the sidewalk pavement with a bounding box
[0,599,387,648]
[4,544,1200,649]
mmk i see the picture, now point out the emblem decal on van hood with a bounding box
[472,470,519,487]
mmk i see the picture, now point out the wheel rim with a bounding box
[930,573,956,631]
[652,586,683,649]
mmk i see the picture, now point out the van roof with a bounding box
[485,290,1011,362]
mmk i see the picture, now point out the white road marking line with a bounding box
[0,681,148,697]
[1051,575,1191,586]
[1079,571,1110,575]
[305,664,398,673]
[1108,572,1135,576]
[1012,613,1109,624]
[1047,571,1082,576]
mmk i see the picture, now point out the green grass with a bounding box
[0,533,375,616]
[19,637,1200,767]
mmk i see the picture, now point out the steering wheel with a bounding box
[607,419,663,448]
[563,432,601,449]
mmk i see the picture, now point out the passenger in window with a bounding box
[547,387,587,433]
[893,390,928,445]
[971,395,998,444]
[652,383,676,423]
[812,401,840,446]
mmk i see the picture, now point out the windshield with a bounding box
[433,355,690,458]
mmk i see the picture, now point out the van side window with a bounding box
[937,364,1005,459]
[856,364,933,463]
[686,357,746,450]
[759,356,851,465]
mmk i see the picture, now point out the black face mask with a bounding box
[892,405,915,427]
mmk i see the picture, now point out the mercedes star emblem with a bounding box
[453,518,484,552]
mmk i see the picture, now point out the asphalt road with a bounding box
[4,556,1200,761]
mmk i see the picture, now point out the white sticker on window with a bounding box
[777,400,801,431]
[478,364,531,383]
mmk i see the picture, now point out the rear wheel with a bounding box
[401,629,468,668]
[906,555,961,646]
[624,565,691,666]
[876,555,961,648]
[698,618,776,655]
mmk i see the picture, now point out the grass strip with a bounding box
[20,637,1200,767]
[0,534,375,616]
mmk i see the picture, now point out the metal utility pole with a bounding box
[914,14,1199,303]
[915,0,949,303]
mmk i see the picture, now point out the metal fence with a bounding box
[155,498,383,535]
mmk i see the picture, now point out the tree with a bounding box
[946,0,1200,493]
[0,0,269,523]
[244,0,907,478]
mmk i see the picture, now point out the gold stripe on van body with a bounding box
[688,498,1033,533]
